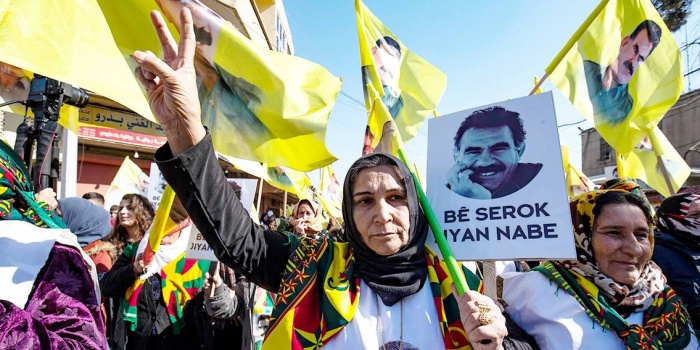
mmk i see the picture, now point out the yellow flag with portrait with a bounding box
[356,0,446,155]
[320,165,343,219]
[621,126,690,197]
[142,1,341,171]
[547,0,682,156]
[265,166,313,200]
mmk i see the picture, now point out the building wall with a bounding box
[581,88,700,186]
[660,89,700,168]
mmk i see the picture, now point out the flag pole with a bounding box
[529,73,549,95]
[532,0,609,94]
[647,130,676,195]
[397,148,469,294]
[256,178,264,215]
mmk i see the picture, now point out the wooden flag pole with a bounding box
[209,261,220,298]
[529,72,549,96]
[283,191,288,216]
[256,178,264,215]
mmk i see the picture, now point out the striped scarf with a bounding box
[120,242,210,334]
[535,261,691,349]
[263,236,482,350]
[0,140,64,229]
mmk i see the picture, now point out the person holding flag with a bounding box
[101,194,209,350]
[132,7,539,349]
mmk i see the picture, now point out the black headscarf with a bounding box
[342,153,429,306]
[58,197,112,247]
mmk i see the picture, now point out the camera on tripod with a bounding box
[25,75,89,122]
[13,75,89,190]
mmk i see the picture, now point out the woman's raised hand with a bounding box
[133,8,205,155]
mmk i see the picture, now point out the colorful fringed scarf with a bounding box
[535,261,691,349]
[263,236,482,350]
[0,140,64,229]
[120,242,210,334]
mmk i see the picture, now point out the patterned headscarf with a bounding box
[656,193,700,251]
[568,189,664,313]
[291,199,324,234]
[0,140,65,228]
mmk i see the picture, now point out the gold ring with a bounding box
[478,312,494,326]
[476,301,492,314]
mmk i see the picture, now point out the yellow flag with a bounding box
[548,0,682,155]
[146,1,340,172]
[363,83,404,156]
[144,185,178,266]
[0,0,154,131]
[622,126,690,197]
[265,166,313,200]
[356,0,446,153]
[320,165,343,219]
[561,145,595,198]
[104,157,148,206]
[217,152,270,182]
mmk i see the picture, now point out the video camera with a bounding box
[13,75,89,190]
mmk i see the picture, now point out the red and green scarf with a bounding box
[0,140,64,229]
[120,242,210,334]
[535,260,691,349]
[263,236,482,350]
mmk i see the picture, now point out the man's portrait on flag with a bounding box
[583,20,662,125]
[362,36,404,118]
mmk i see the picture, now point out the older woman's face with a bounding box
[591,203,652,285]
[296,203,314,221]
[352,165,410,256]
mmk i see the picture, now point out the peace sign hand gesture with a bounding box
[134,8,205,155]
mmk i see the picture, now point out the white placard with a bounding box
[426,92,575,260]
[0,221,61,308]
[146,162,167,210]
[185,225,217,261]
[186,178,259,260]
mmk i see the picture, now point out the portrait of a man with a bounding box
[362,36,404,118]
[583,20,662,125]
[447,106,542,199]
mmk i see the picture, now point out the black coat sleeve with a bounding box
[100,251,137,299]
[154,134,290,292]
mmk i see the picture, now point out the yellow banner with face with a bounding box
[548,0,682,156]
[356,0,447,155]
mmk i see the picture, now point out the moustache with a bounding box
[623,60,634,76]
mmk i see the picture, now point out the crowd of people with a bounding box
[2,7,700,350]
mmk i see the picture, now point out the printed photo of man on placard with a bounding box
[426,92,574,261]
[447,106,542,199]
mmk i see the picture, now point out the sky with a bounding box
[282,1,700,185]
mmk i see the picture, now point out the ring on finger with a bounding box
[475,301,492,314]
[478,312,494,326]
